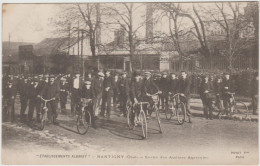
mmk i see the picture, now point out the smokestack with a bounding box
[146,3,154,44]
[118,26,126,46]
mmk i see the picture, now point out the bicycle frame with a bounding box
[39,97,55,116]
[134,102,150,119]
[78,98,92,115]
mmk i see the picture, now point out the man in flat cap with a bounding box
[92,72,104,117]
[142,71,160,117]
[39,75,60,124]
[80,80,96,128]
[3,80,17,122]
[100,70,114,119]
[69,72,83,115]
[118,71,129,117]
[28,77,42,124]
[176,71,192,123]
[222,72,234,115]
[199,75,214,120]
[160,72,169,110]
[18,76,30,122]
[112,73,120,110]
[59,77,69,115]
[251,72,258,115]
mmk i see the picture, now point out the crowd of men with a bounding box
[2,70,258,128]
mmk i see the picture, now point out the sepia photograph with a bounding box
[1,1,259,165]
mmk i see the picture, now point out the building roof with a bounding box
[34,37,79,56]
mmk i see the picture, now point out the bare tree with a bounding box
[52,4,102,56]
[156,3,211,56]
[205,2,252,70]
[104,3,147,71]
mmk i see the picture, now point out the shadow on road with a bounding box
[97,118,145,140]
[56,119,80,135]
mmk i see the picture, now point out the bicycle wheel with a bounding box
[155,105,162,133]
[139,110,147,139]
[234,101,248,115]
[165,104,173,120]
[127,106,135,130]
[176,102,186,125]
[39,109,47,130]
[77,111,91,135]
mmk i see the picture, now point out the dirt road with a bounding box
[2,98,258,165]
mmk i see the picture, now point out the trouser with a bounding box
[101,92,113,117]
[46,100,58,121]
[119,94,128,115]
[20,96,29,120]
[4,99,15,122]
[143,96,154,116]
[201,96,213,119]
[252,95,258,114]
[180,96,191,116]
[85,103,95,125]
[113,91,118,107]
[223,95,232,115]
[71,90,80,114]
[93,93,102,116]
[60,92,67,112]
[161,92,168,110]
[28,99,41,121]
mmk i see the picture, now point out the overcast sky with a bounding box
[2,2,247,43]
[3,4,60,43]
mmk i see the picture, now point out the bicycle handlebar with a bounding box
[146,91,161,97]
[171,93,186,98]
[80,98,92,102]
[39,96,56,102]
[133,101,150,107]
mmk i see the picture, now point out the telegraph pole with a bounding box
[8,33,11,56]
[81,31,85,80]
[77,21,80,57]
[67,23,71,55]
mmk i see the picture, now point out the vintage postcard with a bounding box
[1,1,259,165]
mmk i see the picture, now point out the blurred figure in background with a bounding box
[251,73,258,115]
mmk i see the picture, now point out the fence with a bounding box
[169,55,258,73]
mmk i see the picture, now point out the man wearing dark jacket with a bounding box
[142,71,160,117]
[28,78,42,124]
[118,72,129,117]
[222,73,234,115]
[69,73,83,115]
[92,72,104,117]
[160,72,169,110]
[130,72,143,104]
[176,71,192,123]
[251,73,258,115]
[18,77,30,122]
[59,77,69,114]
[169,73,178,95]
[80,81,96,127]
[112,73,120,109]
[3,80,17,122]
[100,71,114,119]
[39,75,60,124]
[199,75,213,119]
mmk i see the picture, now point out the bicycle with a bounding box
[210,93,225,119]
[225,92,248,117]
[39,96,56,130]
[127,92,162,139]
[165,93,187,124]
[127,101,149,139]
[76,98,92,135]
